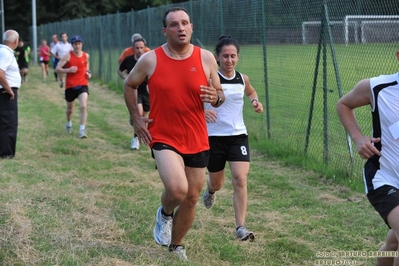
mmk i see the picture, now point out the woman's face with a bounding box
[217,44,239,73]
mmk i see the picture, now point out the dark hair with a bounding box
[215,35,240,56]
[59,32,67,38]
[163,7,189,27]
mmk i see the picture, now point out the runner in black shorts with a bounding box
[337,59,399,265]
[56,35,91,139]
[65,86,89,102]
[14,37,30,83]
[203,36,264,242]
[152,142,209,168]
[207,134,249,172]
[118,38,150,150]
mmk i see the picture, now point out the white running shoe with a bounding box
[131,136,140,150]
[153,206,172,246]
[79,130,87,139]
[168,245,188,261]
[236,226,255,242]
[66,123,72,133]
[203,188,215,209]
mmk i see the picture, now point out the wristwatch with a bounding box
[215,94,223,107]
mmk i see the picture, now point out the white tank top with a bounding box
[367,73,399,191]
[205,70,247,136]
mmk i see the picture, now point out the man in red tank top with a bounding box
[124,7,225,261]
[56,35,91,139]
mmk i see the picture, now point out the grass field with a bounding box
[236,43,399,186]
[0,66,394,265]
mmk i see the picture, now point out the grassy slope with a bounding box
[0,67,389,265]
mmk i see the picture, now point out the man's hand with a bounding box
[205,110,218,123]
[69,66,78,73]
[354,136,381,159]
[200,79,218,105]
[132,117,153,145]
[2,88,15,100]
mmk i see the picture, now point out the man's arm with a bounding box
[201,49,224,107]
[0,69,15,100]
[118,69,128,79]
[336,78,381,159]
[85,53,91,79]
[55,53,71,74]
[117,60,128,79]
[124,52,154,144]
[26,46,31,54]
[50,44,59,60]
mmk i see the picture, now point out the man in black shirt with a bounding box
[14,37,31,83]
[118,38,150,150]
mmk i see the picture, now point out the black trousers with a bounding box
[0,88,18,158]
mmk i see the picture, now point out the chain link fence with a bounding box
[36,0,399,178]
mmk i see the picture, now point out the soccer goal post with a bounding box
[345,15,399,46]
[302,20,343,44]
[360,20,399,44]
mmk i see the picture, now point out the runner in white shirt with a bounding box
[203,36,263,241]
[337,65,399,265]
[51,32,72,88]
[50,34,59,82]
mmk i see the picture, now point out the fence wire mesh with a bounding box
[37,0,399,178]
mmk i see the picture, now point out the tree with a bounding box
[4,0,188,43]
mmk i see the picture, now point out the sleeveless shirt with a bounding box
[364,73,399,193]
[147,46,209,154]
[39,45,50,61]
[205,70,247,136]
[65,51,88,89]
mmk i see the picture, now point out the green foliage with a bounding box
[3,0,186,43]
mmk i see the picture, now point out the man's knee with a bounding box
[165,186,187,202]
[66,104,74,113]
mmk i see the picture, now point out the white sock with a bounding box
[79,125,85,131]
[66,121,72,127]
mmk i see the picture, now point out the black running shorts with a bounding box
[207,134,250,172]
[368,184,399,228]
[65,86,89,102]
[151,142,210,168]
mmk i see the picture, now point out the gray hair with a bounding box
[2,30,19,43]
[131,33,144,43]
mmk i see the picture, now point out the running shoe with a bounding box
[236,226,255,242]
[66,123,72,133]
[168,245,188,261]
[79,130,87,139]
[131,136,140,150]
[203,188,215,209]
[153,206,172,246]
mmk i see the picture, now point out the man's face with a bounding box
[163,10,193,45]
[72,41,82,52]
[61,34,68,43]
[134,41,146,58]
[52,35,58,42]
